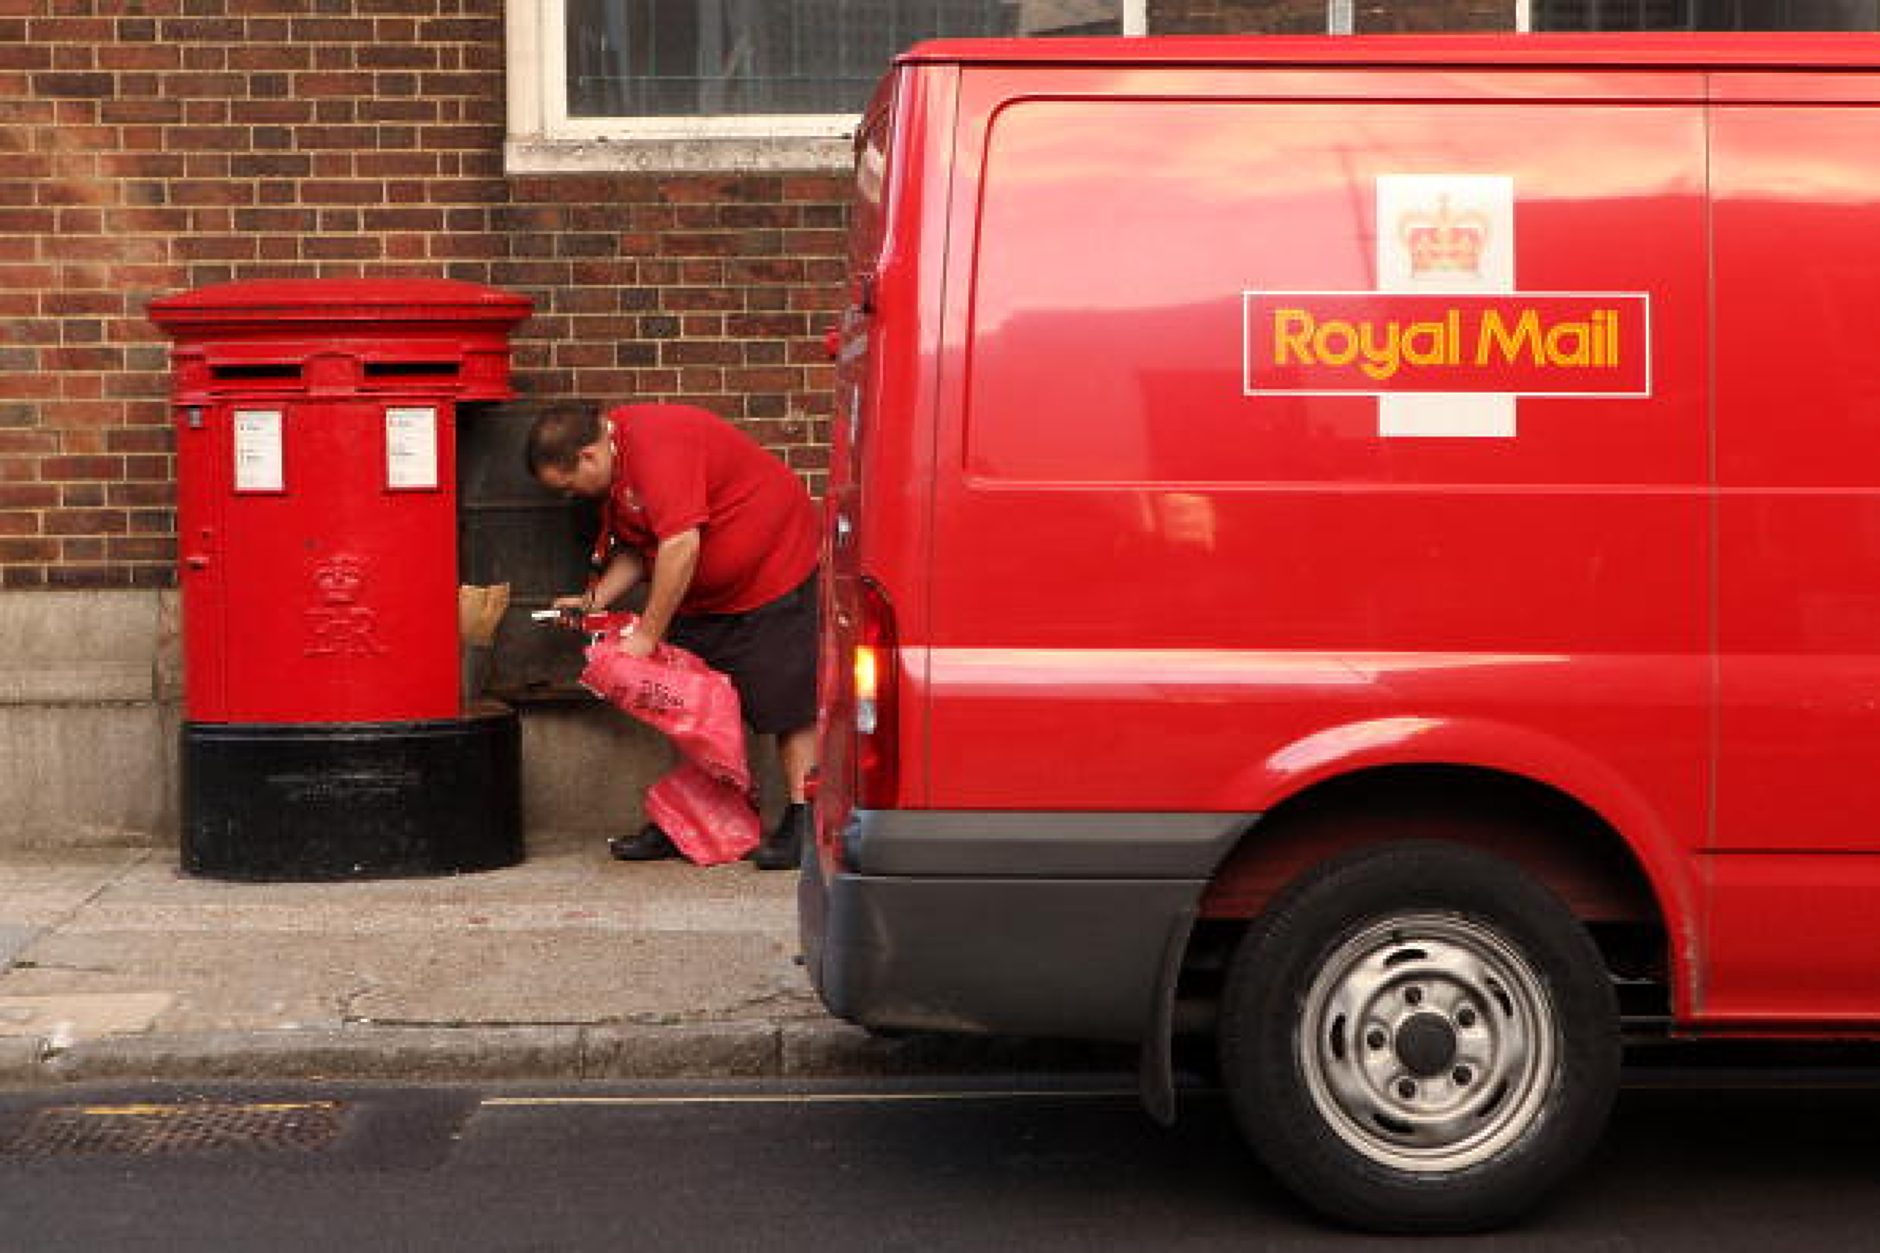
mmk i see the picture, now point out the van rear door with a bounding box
[818,72,899,852]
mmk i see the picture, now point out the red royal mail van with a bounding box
[799,33,1880,1232]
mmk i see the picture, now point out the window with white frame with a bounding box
[507,0,1147,173]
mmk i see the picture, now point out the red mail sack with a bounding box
[580,630,758,865]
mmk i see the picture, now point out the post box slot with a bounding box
[364,362,461,379]
[212,363,301,381]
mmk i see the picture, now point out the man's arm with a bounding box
[622,527,700,658]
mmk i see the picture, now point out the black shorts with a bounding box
[667,571,819,735]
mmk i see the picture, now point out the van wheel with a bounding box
[1218,840,1618,1233]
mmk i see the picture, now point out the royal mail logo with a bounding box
[1243,174,1653,438]
[1246,292,1650,396]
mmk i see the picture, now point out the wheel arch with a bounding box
[1198,762,1684,1022]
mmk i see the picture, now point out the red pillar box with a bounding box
[150,279,533,881]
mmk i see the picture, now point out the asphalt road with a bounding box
[1,1068,1878,1251]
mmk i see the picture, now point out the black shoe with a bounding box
[609,823,679,861]
[750,803,808,871]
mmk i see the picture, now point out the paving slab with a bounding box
[0,992,174,1041]
[0,849,145,926]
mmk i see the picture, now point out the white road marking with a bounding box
[481,1089,1136,1109]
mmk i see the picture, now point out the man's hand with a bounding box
[554,550,647,631]
[616,626,658,660]
[550,593,591,631]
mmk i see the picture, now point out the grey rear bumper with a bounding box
[799,810,1252,1043]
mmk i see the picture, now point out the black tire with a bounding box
[1218,840,1619,1233]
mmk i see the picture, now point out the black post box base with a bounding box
[182,704,523,882]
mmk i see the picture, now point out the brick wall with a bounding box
[499,173,844,486]
[0,0,846,591]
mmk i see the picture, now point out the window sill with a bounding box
[505,133,854,175]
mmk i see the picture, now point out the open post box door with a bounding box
[151,278,533,881]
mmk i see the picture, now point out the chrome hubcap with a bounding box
[1298,912,1557,1173]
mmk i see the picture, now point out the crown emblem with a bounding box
[313,555,365,605]
[1399,194,1490,278]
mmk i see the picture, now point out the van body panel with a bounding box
[1704,80,1880,1019]
[804,37,1880,1051]
[926,80,1709,972]
[1704,855,1880,1025]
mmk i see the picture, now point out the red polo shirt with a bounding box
[599,404,819,615]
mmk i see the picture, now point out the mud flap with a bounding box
[1137,904,1198,1127]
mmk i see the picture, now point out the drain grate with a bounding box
[1,1101,347,1159]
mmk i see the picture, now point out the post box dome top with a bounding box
[149,278,533,332]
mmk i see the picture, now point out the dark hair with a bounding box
[525,402,603,477]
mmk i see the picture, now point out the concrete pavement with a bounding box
[0,834,1126,1088]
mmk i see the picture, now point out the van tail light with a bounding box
[853,576,899,809]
